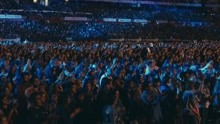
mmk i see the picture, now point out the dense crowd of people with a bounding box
[1,2,214,22]
[0,1,220,124]
[0,41,219,124]
[1,0,219,42]
[1,20,220,41]
[88,5,210,22]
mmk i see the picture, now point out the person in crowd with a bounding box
[0,94,19,124]
[27,92,48,124]
[0,40,218,124]
[182,92,201,124]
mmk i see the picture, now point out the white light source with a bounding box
[45,0,48,6]
[33,0,37,3]
[65,0,68,2]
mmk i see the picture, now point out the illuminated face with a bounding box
[2,97,9,105]
[41,93,47,104]
[147,84,153,91]
[4,88,10,96]
[86,83,92,92]
[152,61,156,66]
[115,91,120,99]
[24,75,29,82]
[35,94,43,107]
[33,78,40,87]
[71,85,77,94]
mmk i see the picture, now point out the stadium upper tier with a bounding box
[0,3,218,22]
[0,0,220,41]
[0,20,220,41]
[0,0,220,10]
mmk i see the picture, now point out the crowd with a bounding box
[0,0,216,22]
[1,20,220,41]
[88,5,209,22]
[0,41,219,124]
[0,1,220,124]
[1,0,219,42]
